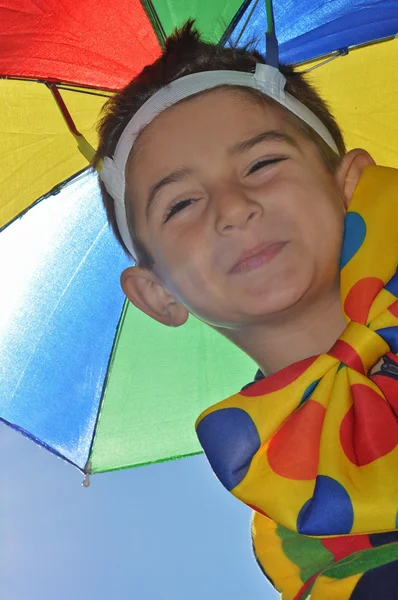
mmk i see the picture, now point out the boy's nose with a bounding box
[213,186,262,233]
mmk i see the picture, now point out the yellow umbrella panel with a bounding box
[0,80,107,229]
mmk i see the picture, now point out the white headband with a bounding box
[99,63,339,259]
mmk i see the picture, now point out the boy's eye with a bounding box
[164,198,197,222]
[246,157,287,176]
[162,157,288,223]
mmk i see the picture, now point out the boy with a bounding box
[94,21,398,599]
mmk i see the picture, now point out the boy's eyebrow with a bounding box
[146,167,193,219]
[145,130,297,219]
[229,130,299,155]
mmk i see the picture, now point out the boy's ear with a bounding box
[120,266,189,327]
[335,148,376,209]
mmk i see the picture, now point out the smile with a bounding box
[229,242,288,274]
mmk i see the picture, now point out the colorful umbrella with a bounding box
[1,0,398,479]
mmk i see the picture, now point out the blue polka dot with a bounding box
[375,326,398,353]
[369,531,398,547]
[351,559,398,599]
[299,379,320,407]
[340,212,367,269]
[196,408,260,492]
[385,266,398,297]
[297,476,354,535]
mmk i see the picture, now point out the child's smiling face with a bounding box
[123,88,359,331]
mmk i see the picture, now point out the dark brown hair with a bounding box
[93,20,346,268]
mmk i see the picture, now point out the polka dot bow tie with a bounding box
[195,165,398,540]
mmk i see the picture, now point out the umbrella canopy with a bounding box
[1,0,398,476]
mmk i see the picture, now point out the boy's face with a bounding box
[124,89,348,329]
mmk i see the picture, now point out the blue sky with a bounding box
[1,423,278,600]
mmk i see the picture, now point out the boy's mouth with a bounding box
[229,241,288,274]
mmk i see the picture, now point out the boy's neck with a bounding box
[222,283,347,376]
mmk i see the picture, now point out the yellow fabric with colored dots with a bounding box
[196,165,398,599]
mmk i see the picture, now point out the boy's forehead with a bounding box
[128,88,300,169]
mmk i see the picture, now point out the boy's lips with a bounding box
[229,241,288,274]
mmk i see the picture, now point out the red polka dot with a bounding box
[321,533,372,562]
[267,400,326,480]
[340,383,398,466]
[344,278,384,324]
[370,369,398,416]
[241,355,318,397]
[389,299,398,318]
[328,339,365,374]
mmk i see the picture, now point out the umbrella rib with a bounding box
[55,85,112,98]
[83,297,130,475]
[141,0,166,46]
[219,0,253,47]
[294,33,398,70]
[0,417,84,473]
[46,83,96,162]
[0,75,112,97]
[297,49,347,73]
[230,0,261,49]
[0,168,90,235]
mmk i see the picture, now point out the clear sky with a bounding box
[1,423,279,600]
